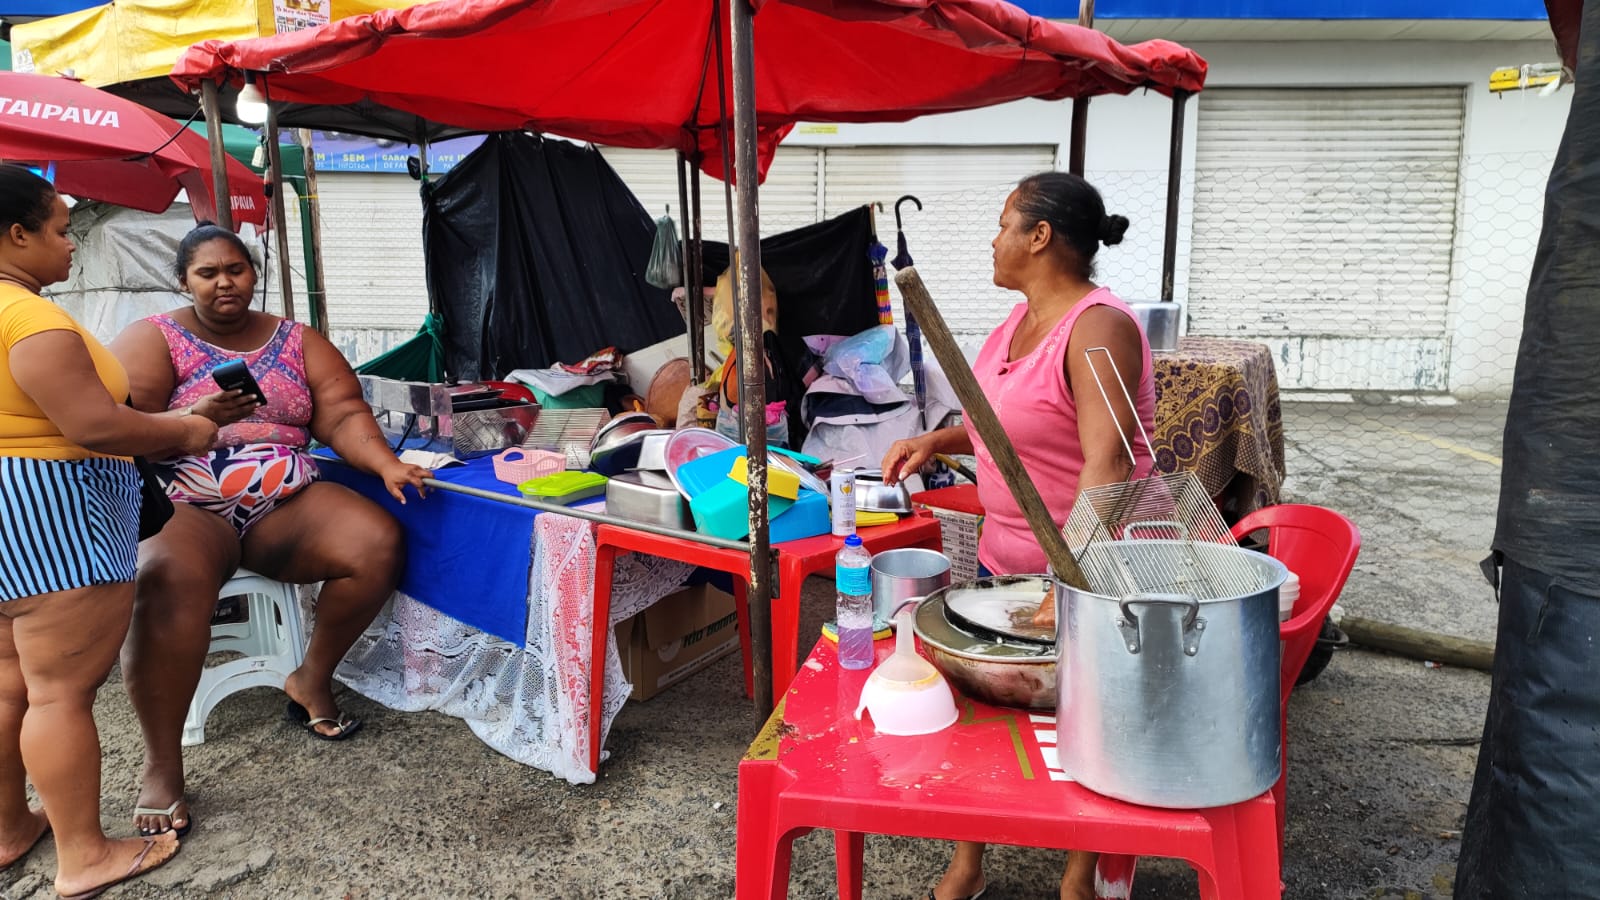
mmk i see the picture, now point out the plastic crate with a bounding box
[929,508,982,582]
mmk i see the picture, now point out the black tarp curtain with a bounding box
[422,132,686,380]
[1455,0,1600,894]
[422,132,879,401]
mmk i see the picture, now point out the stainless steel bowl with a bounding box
[588,415,663,476]
[606,470,693,529]
[853,469,913,513]
[913,577,1057,710]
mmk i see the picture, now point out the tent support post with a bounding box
[264,102,298,324]
[200,80,234,232]
[678,152,707,382]
[1067,0,1095,176]
[731,0,774,714]
[690,156,707,382]
[297,128,331,335]
[1161,88,1190,304]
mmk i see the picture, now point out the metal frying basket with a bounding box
[1060,347,1262,600]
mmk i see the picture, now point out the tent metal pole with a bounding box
[296,128,332,335]
[200,80,234,232]
[689,154,707,382]
[1161,89,1190,304]
[264,100,298,324]
[1067,0,1095,176]
[730,0,774,714]
[677,151,706,383]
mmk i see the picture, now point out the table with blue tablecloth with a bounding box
[309,451,693,784]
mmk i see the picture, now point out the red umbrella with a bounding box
[0,71,266,228]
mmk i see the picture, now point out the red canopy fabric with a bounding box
[170,0,1207,182]
[0,72,267,228]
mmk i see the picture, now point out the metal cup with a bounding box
[870,548,952,627]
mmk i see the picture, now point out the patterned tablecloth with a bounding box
[1149,337,1285,520]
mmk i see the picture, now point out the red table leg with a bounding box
[1194,797,1281,900]
[588,541,620,776]
[834,831,865,900]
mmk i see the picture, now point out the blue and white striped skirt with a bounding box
[0,456,140,603]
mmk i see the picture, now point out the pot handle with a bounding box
[1116,593,1204,656]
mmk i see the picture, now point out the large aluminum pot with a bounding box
[914,577,1057,711]
[1055,541,1286,808]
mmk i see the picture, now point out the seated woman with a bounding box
[110,224,431,839]
[882,171,1154,900]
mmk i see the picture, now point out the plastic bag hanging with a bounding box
[645,205,683,290]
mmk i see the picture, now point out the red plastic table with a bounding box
[588,514,945,774]
[736,640,1281,900]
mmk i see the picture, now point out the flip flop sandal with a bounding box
[57,836,179,900]
[286,700,363,741]
[132,799,193,838]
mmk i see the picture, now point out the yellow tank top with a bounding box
[0,283,130,460]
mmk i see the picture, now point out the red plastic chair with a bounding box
[1229,503,1361,845]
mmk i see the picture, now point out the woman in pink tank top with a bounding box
[881,171,1155,900]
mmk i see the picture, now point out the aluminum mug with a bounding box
[870,548,952,627]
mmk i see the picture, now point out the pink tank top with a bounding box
[964,288,1157,576]
[150,314,315,450]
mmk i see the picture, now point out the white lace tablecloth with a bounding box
[309,511,694,784]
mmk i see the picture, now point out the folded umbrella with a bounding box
[0,71,266,229]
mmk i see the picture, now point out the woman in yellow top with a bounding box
[0,166,221,899]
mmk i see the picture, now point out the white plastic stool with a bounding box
[182,568,308,747]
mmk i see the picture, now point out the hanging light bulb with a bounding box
[235,73,268,125]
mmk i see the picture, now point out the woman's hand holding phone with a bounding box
[191,389,261,426]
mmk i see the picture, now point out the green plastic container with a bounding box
[518,471,609,505]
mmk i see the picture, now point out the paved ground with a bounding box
[0,398,1508,900]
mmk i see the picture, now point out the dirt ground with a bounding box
[0,398,1504,900]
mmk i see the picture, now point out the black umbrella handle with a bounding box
[891,194,922,269]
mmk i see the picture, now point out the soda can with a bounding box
[830,469,857,537]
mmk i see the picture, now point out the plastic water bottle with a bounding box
[836,535,875,670]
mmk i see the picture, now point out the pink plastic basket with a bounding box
[492,447,565,484]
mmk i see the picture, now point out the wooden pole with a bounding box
[1342,616,1494,672]
[199,80,234,232]
[296,128,331,336]
[730,0,774,714]
[1161,89,1191,304]
[895,267,1089,589]
[1066,0,1096,176]
[264,102,297,324]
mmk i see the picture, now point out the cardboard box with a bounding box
[613,584,740,701]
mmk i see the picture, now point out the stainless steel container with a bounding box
[1128,302,1181,351]
[606,470,693,529]
[870,548,951,625]
[1054,541,1286,809]
[359,375,540,459]
[853,470,914,513]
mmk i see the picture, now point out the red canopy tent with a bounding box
[169,0,1208,710]
[170,0,1205,182]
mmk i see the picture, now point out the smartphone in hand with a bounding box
[211,359,267,406]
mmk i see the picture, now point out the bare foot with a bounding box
[132,760,190,836]
[284,669,357,739]
[0,807,50,868]
[55,833,180,899]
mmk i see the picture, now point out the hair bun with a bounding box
[1099,214,1130,247]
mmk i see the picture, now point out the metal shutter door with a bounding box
[821,145,1056,354]
[302,173,430,362]
[1189,87,1465,391]
[599,146,821,242]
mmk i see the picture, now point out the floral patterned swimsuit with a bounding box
[150,314,319,535]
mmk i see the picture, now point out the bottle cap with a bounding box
[844,534,863,547]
